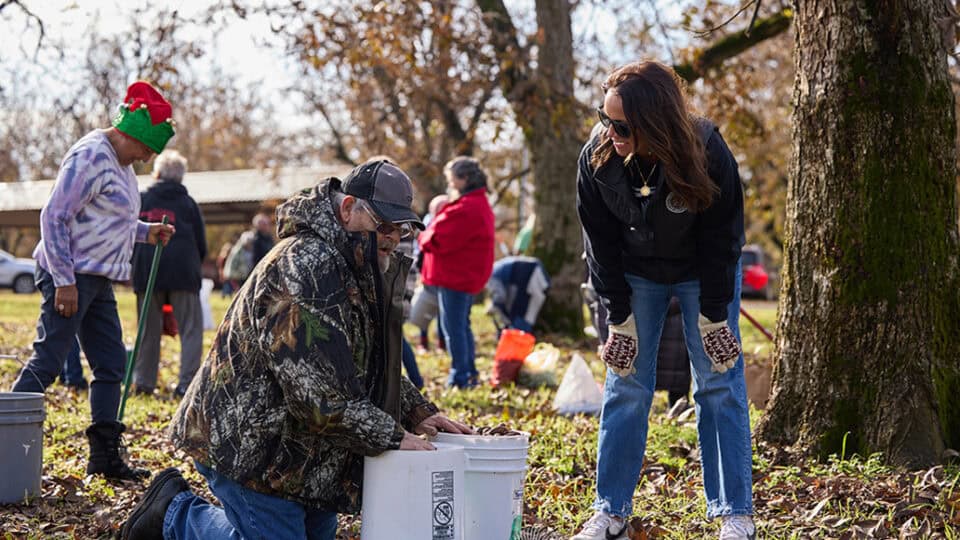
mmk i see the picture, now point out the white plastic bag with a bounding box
[199,278,215,330]
[517,344,560,388]
[552,353,603,416]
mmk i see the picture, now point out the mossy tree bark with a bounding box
[756,0,960,467]
[478,0,585,335]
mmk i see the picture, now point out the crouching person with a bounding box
[119,160,472,540]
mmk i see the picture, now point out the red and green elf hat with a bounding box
[111,81,175,154]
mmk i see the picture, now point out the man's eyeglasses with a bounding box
[597,107,632,138]
[360,203,414,239]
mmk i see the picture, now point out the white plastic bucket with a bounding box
[0,392,46,504]
[361,442,465,540]
[432,432,530,540]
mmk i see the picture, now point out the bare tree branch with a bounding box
[489,167,531,208]
[1,0,45,58]
[644,0,676,64]
[745,0,764,37]
[683,0,759,38]
[674,9,793,83]
[315,100,357,166]
[476,0,532,104]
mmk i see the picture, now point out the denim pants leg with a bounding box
[163,462,337,540]
[509,317,533,333]
[14,268,126,423]
[675,262,754,518]
[60,337,84,385]
[401,337,424,388]
[593,277,671,517]
[437,287,477,388]
[14,267,84,393]
[77,276,128,423]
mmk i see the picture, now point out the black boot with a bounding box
[119,467,190,540]
[85,421,150,481]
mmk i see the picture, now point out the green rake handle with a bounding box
[118,215,168,422]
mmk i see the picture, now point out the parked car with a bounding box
[741,244,776,300]
[0,249,36,294]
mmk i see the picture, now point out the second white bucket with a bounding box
[432,431,530,540]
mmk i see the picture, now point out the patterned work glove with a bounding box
[600,314,638,377]
[698,314,741,373]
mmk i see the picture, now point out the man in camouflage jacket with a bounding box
[120,160,471,540]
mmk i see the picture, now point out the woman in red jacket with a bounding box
[418,156,495,387]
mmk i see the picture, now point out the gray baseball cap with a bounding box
[341,159,424,229]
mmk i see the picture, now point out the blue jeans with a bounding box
[437,287,477,388]
[594,262,753,519]
[509,317,533,333]
[13,267,126,423]
[164,462,337,540]
[59,337,85,386]
[401,337,424,389]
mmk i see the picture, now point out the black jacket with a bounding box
[132,181,207,293]
[577,119,744,324]
[656,297,691,395]
[252,230,274,267]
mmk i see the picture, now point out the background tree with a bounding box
[251,0,506,202]
[0,4,298,254]
[474,0,587,333]
[756,0,960,467]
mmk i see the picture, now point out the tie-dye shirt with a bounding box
[33,130,150,287]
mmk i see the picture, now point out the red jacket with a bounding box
[419,188,495,294]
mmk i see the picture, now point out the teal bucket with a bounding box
[0,392,46,504]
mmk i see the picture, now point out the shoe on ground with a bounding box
[667,397,690,419]
[720,515,756,540]
[85,421,150,481]
[119,467,190,540]
[571,511,630,540]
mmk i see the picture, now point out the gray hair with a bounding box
[444,156,488,192]
[153,150,187,183]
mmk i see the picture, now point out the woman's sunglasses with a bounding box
[596,107,631,138]
[360,204,414,239]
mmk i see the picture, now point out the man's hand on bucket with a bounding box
[414,414,474,437]
[400,431,436,450]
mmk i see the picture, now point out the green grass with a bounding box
[0,290,957,539]
[739,299,776,359]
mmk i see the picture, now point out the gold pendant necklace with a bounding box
[626,152,657,198]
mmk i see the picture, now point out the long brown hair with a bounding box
[591,61,716,212]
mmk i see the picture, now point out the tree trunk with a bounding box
[477,0,585,335]
[527,0,584,335]
[757,0,960,467]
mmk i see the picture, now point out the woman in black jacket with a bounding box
[573,61,754,540]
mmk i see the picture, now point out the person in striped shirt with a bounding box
[11,81,176,481]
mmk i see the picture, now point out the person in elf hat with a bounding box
[11,81,176,481]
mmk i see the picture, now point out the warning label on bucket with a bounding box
[431,471,455,540]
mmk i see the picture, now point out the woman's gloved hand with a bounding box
[698,314,741,373]
[600,314,638,377]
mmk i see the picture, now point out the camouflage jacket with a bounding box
[169,180,438,512]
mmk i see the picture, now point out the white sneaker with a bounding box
[571,511,629,540]
[720,515,756,540]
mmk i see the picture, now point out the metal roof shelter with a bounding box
[0,165,352,227]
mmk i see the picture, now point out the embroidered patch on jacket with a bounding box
[666,192,688,214]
